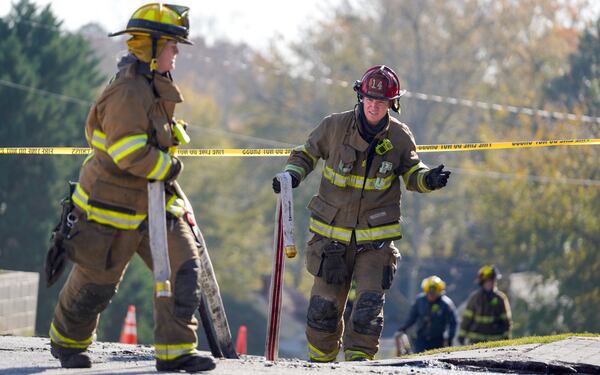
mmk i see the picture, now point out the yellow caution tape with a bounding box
[416,138,600,152]
[0,139,598,156]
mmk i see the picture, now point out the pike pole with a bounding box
[265,173,296,361]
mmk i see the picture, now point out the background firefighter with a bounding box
[46,4,215,372]
[272,65,451,362]
[458,265,513,345]
[396,276,457,353]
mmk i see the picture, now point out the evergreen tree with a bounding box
[545,17,600,117]
[0,0,104,334]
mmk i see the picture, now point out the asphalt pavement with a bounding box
[1,335,599,374]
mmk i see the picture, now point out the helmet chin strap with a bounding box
[149,36,160,97]
[391,98,401,114]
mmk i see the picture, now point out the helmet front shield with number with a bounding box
[353,65,406,112]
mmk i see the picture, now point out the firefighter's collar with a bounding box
[152,73,183,103]
[348,116,369,152]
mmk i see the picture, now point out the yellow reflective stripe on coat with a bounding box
[402,161,427,186]
[49,322,94,349]
[323,164,395,191]
[355,222,402,243]
[309,217,353,243]
[285,164,306,179]
[472,314,497,324]
[295,145,317,167]
[416,170,432,193]
[166,194,186,218]
[91,129,107,151]
[344,349,373,361]
[463,309,473,318]
[82,151,94,166]
[147,151,172,180]
[108,134,148,163]
[307,342,338,362]
[154,343,197,360]
[72,183,146,230]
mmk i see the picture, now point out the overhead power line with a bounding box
[0,77,296,146]
[188,55,600,125]
[0,79,90,106]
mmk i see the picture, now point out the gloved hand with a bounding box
[272,172,300,194]
[425,164,451,189]
[321,241,348,284]
[44,238,67,287]
[457,336,465,346]
[165,156,183,183]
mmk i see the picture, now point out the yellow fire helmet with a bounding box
[421,275,446,295]
[109,3,192,45]
[477,265,501,284]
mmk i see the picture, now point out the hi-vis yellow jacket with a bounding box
[285,107,433,244]
[72,61,185,230]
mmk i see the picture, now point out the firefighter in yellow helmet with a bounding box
[458,265,512,345]
[46,4,215,372]
[273,65,451,362]
[396,276,457,353]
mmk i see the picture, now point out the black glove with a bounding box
[321,241,348,284]
[164,157,183,183]
[425,164,451,189]
[272,172,300,194]
[457,336,465,346]
[44,240,67,287]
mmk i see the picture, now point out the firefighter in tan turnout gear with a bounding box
[47,4,215,372]
[272,65,451,362]
[458,265,512,345]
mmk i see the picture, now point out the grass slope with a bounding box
[414,333,600,357]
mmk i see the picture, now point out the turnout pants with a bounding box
[50,211,202,361]
[305,234,399,361]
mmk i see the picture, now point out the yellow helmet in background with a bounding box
[109,3,192,45]
[421,275,446,296]
[477,265,501,284]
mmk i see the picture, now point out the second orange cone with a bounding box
[235,325,247,355]
[119,305,138,344]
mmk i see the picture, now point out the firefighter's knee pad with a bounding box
[72,283,116,321]
[174,258,201,320]
[352,291,384,336]
[307,295,338,333]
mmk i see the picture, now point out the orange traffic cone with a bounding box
[235,325,247,355]
[119,305,137,344]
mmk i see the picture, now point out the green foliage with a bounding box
[0,0,104,334]
[545,17,600,115]
[459,12,600,334]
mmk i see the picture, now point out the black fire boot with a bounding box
[156,353,216,373]
[50,341,92,368]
